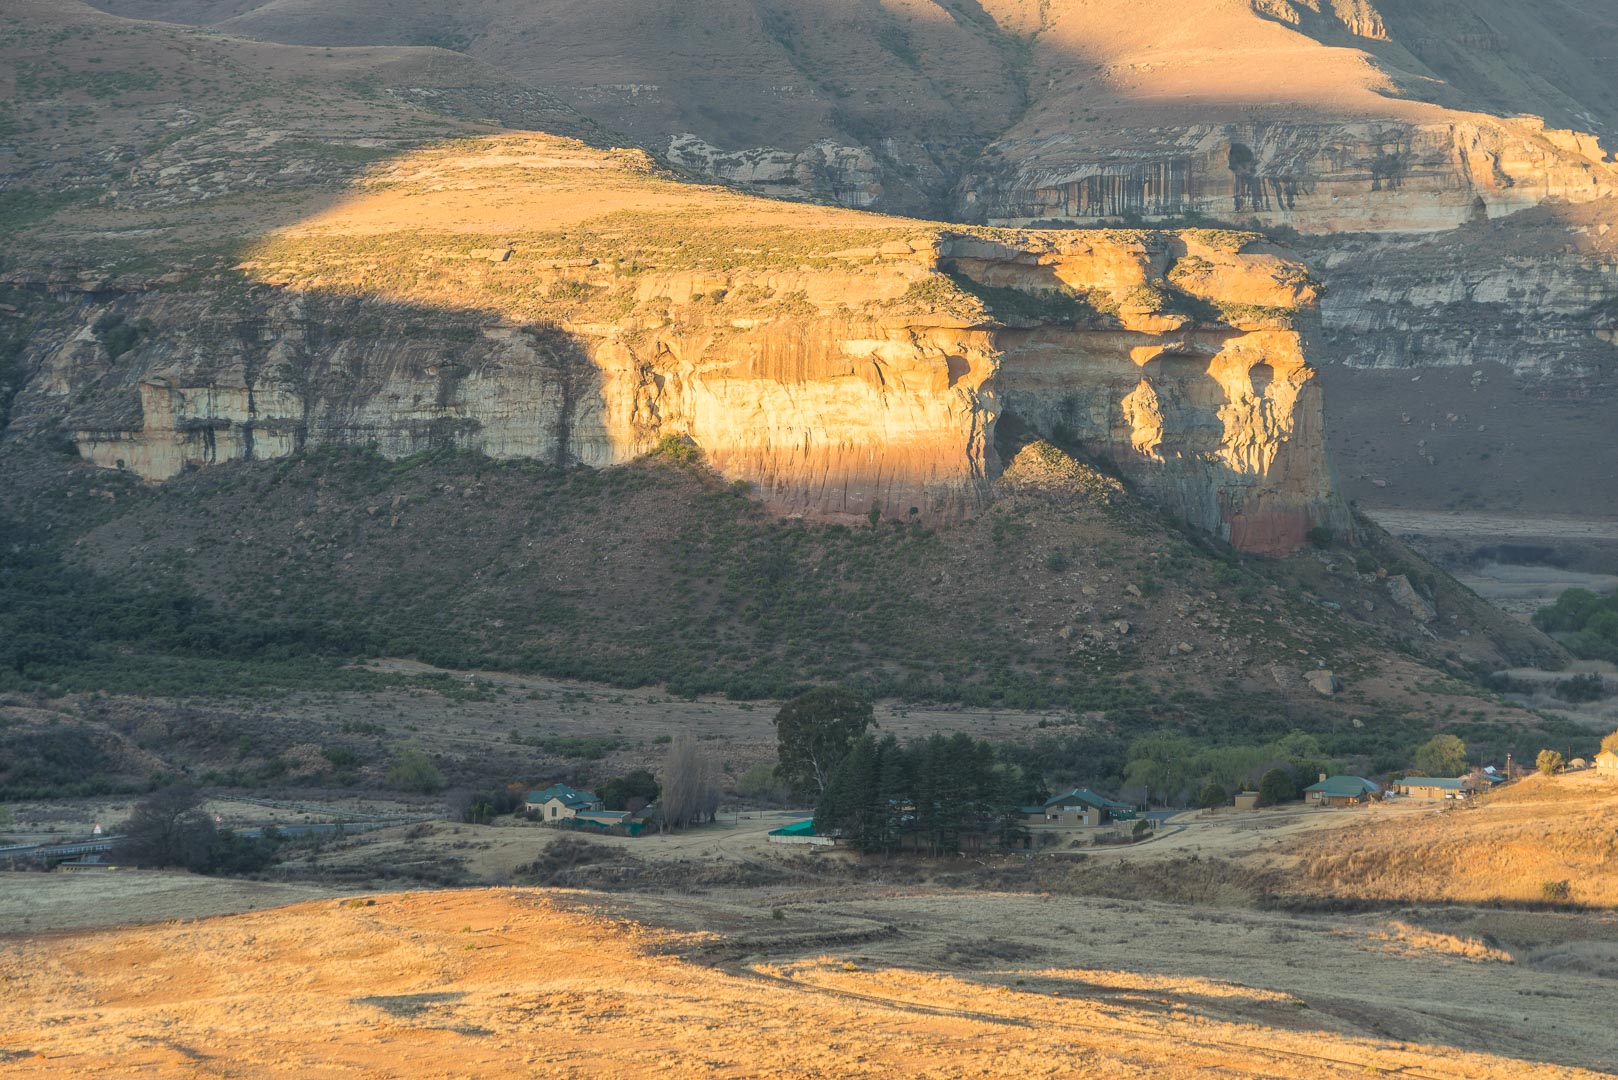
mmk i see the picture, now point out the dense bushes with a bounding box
[1534,589,1618,663]
[0,512,376,695]
[0,724,135,800]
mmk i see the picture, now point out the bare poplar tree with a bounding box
[659,732,719,832]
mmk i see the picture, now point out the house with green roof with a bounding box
[525,784,603,821]
[1023,788,1137,827]
[1302,774,1380,807]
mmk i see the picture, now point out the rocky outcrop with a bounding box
[665,135,884,208]
[12,230,1346,554]
[959,118,1617,234]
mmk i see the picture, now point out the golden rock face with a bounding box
[38,135,1342,553]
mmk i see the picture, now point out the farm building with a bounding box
[565,810,650,837]
[1233,791,1261,811]
[767,820,836,847]
[526,784,603,820]
[1397,776,1478,800]
[1596,750,1618,778]
[1024,788,1136,827]
[1302,775,1380,806]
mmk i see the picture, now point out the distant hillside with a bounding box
[54,0,1618,552]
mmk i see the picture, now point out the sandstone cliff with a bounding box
[961,116,1616,234]
[5,135,1345,554]
[42,0,1618,527]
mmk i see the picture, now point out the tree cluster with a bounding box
[450,782,527,824]
[1534,589,1618,663]
[1121,730,1331,805]
[813,732,1041,854]
[120,785,280,874]
[659,733,720,831]
[600,768,660,812]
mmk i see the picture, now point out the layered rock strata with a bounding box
[960,118,1616,234]
[14,230,1345,554]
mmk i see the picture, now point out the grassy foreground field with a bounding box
[2,883,1614,1078]
[4,771,1617,1076]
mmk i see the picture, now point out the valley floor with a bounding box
[4,773,1618,1076]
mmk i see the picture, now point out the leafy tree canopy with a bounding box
[601,767,660,811]
[774,687,874,795]
[1412,734,1468,778]
[1258,768,1297,806]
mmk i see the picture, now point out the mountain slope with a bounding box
[0,0,1586,769]
[67,0,1618,531]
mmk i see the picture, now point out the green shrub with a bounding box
[387,747,444,793]
[1258,768,1296,805]
[1554,674,1605,703]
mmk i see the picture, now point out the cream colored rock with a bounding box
[48,229,1346,553]
[968,118,1618,235]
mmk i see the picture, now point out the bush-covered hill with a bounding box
[0,434,1577,765]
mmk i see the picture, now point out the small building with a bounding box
[1397,776,1477,800]
[1233,791,1261,811]
[1303,775,1380,807]
[526,784,603,821]
[567,809,650,837]
[1596,750,1618,778]
[1024,788,1136,827]
[767,819,836,847]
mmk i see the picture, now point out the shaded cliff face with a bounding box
[92,0,1617,227]
[961,117,1615,234]
[5,133,1342,553]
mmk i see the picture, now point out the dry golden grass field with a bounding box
[4,771,1618,1077]
[2,884,1616,1079]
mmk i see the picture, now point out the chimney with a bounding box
[1319,772,1327,783]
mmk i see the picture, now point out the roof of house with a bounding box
[1400,776,1471,790]
[1044,788,1134,812]
[574,810,629,823]
[1597,750,1618,765]
[768,819,819,837]
[1303,775,1380,797]
[527,784,600,806]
